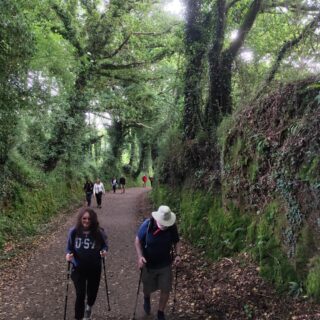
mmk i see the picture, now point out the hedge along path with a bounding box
[0,187,158,320]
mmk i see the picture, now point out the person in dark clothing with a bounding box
[119,176,126,194]
[66,208,108,320]
[111,177,117,193]
[149,176,154,187]
[83,179,94,207]
[135,205,181,320]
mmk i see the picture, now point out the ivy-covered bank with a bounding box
[153,78,320,299]
[152,187,298,291]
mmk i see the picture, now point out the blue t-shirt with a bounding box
[66,227,108,268]
[137,218,179,269]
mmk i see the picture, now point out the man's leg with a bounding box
[158,291,170,311]
[142,267,156,315]
[143,294,151,315]
[156,266,173,319]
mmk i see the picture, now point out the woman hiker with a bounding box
[66,208,108,320]
[135,205,181,320]
[93,178,105,208]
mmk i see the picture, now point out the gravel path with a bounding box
[0,187,157,320]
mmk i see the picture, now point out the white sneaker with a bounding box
[83,304,92,319]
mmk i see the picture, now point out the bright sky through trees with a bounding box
[164,0,185,17]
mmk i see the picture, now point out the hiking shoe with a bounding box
[84,304,92,319]
[155,310,166,320]
[143,296,151,315]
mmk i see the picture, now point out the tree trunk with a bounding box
[133,141,148,179]
[183,0,208,140]
[43,71,88,171]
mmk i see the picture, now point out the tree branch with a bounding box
[99,62,146,70]
[132,25,179,36]
[96,71,168,84]
[80,0,97,15]
[262,1,320,13]
[262,12,320,88]
[52,4,84,56]
[90,112,112,121]
[100,50,174,70]
[104,25,178,59]
[226,0,262,60]
[226,0,241,13]
[106,34,132,58]
[124,121,153,129]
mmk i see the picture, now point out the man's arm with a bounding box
[174,241,181,256]
[135,236,147,269]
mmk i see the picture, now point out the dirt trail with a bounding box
[0,187,157,320]
[2,187,319,320]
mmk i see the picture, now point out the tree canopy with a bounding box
[0,0,319,200]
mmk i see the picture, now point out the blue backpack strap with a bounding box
[144,218,154,248]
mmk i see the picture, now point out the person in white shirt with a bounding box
[93,178,105,208]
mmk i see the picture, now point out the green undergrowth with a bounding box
[0,152,103,257]
[152,78,320,299]
[0,174,83,257]
[306,257,320,301]
[248,201,297,290]
[0,151,143,258]
[151,186,315,293]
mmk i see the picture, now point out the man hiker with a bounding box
[135,205,181,320]
[119,176,126,194]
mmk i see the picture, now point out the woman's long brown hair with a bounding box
[75,207,102,243]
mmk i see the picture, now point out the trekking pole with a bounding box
[171,266,179,314]
[63,261,71,320]
[131,268,143,320]
[102,257,111,311]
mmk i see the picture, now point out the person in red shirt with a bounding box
[142,175,148,187]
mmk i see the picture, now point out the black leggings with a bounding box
[71,266,101,319]
[86,192,92,206]
[95,192,102,206]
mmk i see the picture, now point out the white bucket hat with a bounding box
[152,205,176,227]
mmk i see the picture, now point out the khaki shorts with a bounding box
[142,265,173,295]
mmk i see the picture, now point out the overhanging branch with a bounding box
[226,0,241,13]
[100,50,174,70]
[226,0,262,60]
[52,4,84,56]
[262,12,320,88]
[263,1,320,13]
